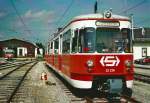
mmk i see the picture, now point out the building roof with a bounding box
[134,27,150,40]
[0,38,37,48]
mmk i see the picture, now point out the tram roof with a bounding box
[72,13,130,21]
[50,13,130,41]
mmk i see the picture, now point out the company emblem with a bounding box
[100,56,120,67]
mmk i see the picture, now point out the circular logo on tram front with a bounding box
[100,56,120,67]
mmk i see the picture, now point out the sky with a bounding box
[0,0,150,45]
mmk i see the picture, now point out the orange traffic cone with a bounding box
[41,72,47,80]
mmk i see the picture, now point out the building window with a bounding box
[142,48,147,57]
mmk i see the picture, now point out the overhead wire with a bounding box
[119,0,146,14]
[9,0,32,35]
[56,0,74,28]
[49,0,74,39]
[118,0,148,27]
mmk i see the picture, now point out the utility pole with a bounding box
[130,14,134,40]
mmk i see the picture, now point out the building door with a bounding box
[14,48,17,58]
[19,49,23,56]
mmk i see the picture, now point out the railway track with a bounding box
[0,60,35,70]
[85,95,141,103]
[134,66,150,84]
[0,61,35,79]
[0,61,37,103]
[134,73,150,84]
[134,64,150,69]
[45,64,86,103]
[45,64,141,103]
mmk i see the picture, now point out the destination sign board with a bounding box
[95,21,120,27]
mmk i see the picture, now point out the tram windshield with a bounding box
[96,28,131,53]
[78,27,96,53]
[78,27,131,53]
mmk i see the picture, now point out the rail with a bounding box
[7,62,38,103]
[85,96,142,103]
[0,61,38,103]
[134,73,150,84]
[0,60,34,70]
[0,61,34,79]
[45,64,141,103]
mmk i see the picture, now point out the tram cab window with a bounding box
[62,30,71,53]
[78,28,96,53]
[54,39,59,54]
[113,29,131,53]
[78,29,83,53]
[121,28,131,52]
[96,28,131,53]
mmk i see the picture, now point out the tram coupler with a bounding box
[95,78,123,94]
[107,79,123,94]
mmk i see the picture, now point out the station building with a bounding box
[0,38,39,58]
[133,28,150,60]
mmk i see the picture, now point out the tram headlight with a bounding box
[104,10,112,18]
[125,60,132,70]
[87,60,94,68]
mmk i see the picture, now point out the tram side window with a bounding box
[121,28,132,53]
[78,29,84,53]
[62,30,71,53]
[54,39,59,54]
[72,30,78,53]
[78,28,96,53]
[51,42,53,49]
[49,42,53,54]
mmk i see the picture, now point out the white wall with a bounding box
[133,46,150,60]
[17,47,27,57]
[35,48,37,57]
[35,48,43,57]
[133,46,141,60]
[39,49,43,55]
[147,47,150,56]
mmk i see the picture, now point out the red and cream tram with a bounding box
[45,10,134,97]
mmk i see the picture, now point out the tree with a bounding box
[35,42,45,56]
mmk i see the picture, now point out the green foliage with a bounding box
[36,42,45,49]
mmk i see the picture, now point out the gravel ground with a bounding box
[22,61,71,103]
[132,81,150,103]
[14,61,150,103]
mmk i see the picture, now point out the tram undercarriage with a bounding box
[92,76,132,98]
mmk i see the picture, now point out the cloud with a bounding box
[0,12,7,18]
[24,10,54,20]
[0,32,5,39]
[11,9,57,43]
[21,9,57,26]
[14,9,55,28]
